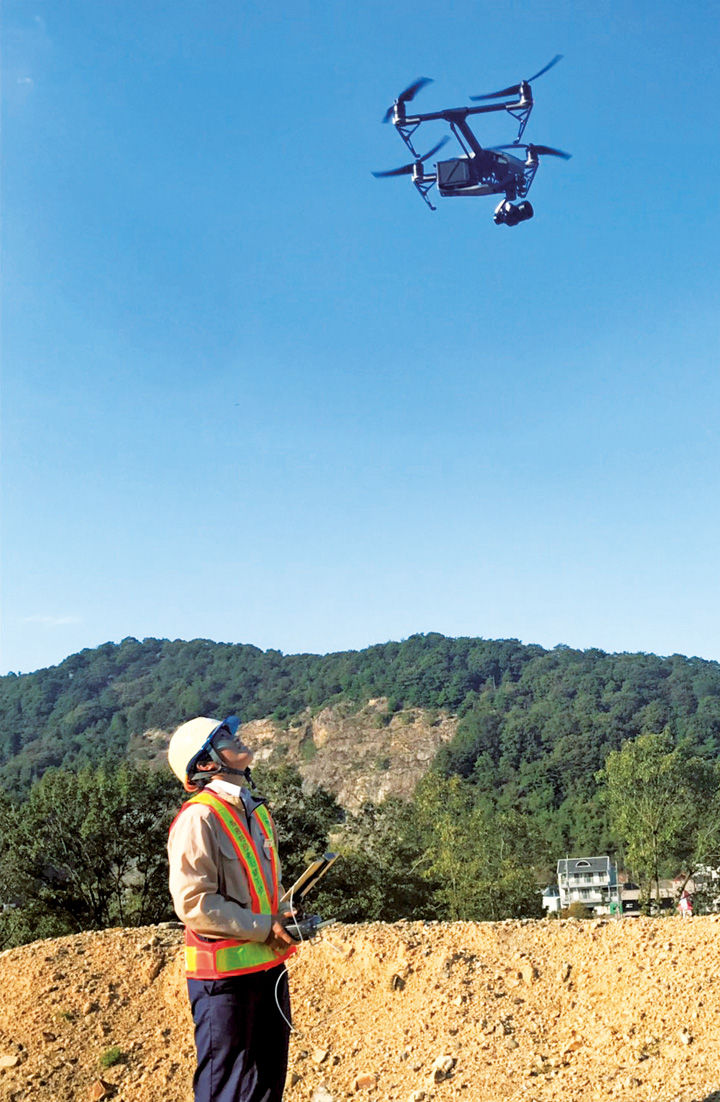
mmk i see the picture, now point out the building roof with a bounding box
[557,856,611,876]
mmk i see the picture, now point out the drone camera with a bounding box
[493,199,534,226]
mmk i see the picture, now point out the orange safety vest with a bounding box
[170,789,296,978]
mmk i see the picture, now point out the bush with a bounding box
[561,901,591,919]
[99,1047,124,1068]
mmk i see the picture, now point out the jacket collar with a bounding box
[207,777,267,813]
[207,777,246,799]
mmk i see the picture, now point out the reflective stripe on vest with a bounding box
[183,926,294,978]
[173,789,295,978]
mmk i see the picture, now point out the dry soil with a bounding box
[1,916,720,1102]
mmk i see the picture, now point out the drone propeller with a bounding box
[470,54,563,101]
[382,77,433,123]
[528,143,571,159]
[490,142,571,160]
[372,136,449,177]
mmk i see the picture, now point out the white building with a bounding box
[542,884,561,914]
[554,856,621,915]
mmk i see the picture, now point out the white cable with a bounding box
[272,883,351,1042]
[274,881,302,1033]
[274,962,296,1034]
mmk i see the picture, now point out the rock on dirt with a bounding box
[2,917,720,1100]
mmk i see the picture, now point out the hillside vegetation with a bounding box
[0,633,532,788]
[3,634,720,950]
[2,634,720,856]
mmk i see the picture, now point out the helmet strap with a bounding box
[204,746,254,784]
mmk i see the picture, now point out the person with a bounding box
[678,889,693,918]
[167,714,296,1102]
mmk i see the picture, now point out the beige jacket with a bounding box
[168,779,286,943]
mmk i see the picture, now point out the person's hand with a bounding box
[265,914,294,953]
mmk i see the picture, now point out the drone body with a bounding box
[374,58,570,224]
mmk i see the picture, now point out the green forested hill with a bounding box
[436,646,720,853]
[0,633,535,788]
[2,634,720,855]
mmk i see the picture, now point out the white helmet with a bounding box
[168,715,239,790]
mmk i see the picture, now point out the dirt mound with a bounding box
[1,917,720,1102]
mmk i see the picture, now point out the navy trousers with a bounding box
[188,966,291,1102]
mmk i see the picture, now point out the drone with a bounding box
[373,56,570,225]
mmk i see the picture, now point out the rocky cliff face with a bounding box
[136,700,457,809]
[244,700,457,809]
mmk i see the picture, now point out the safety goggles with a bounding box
[211,732,247,753]
[186,715,240,775]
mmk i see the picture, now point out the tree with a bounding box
[250,763,342,883]
[0,763,180,948]
[598,730,720,908]
[413,775,542,921]
[313,797,435,922]
[0,761,342,950]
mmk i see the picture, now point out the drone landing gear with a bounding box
[411,168,437,210]
[400,123,439,210]
[505,99,533,143]
[493,199,534,226]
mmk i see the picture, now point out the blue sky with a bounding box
[3,0,719,674]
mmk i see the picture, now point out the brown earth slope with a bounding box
[1,917,720,1102]
[134,700,457,811]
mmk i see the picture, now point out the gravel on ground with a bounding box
[1,916,719,1102]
